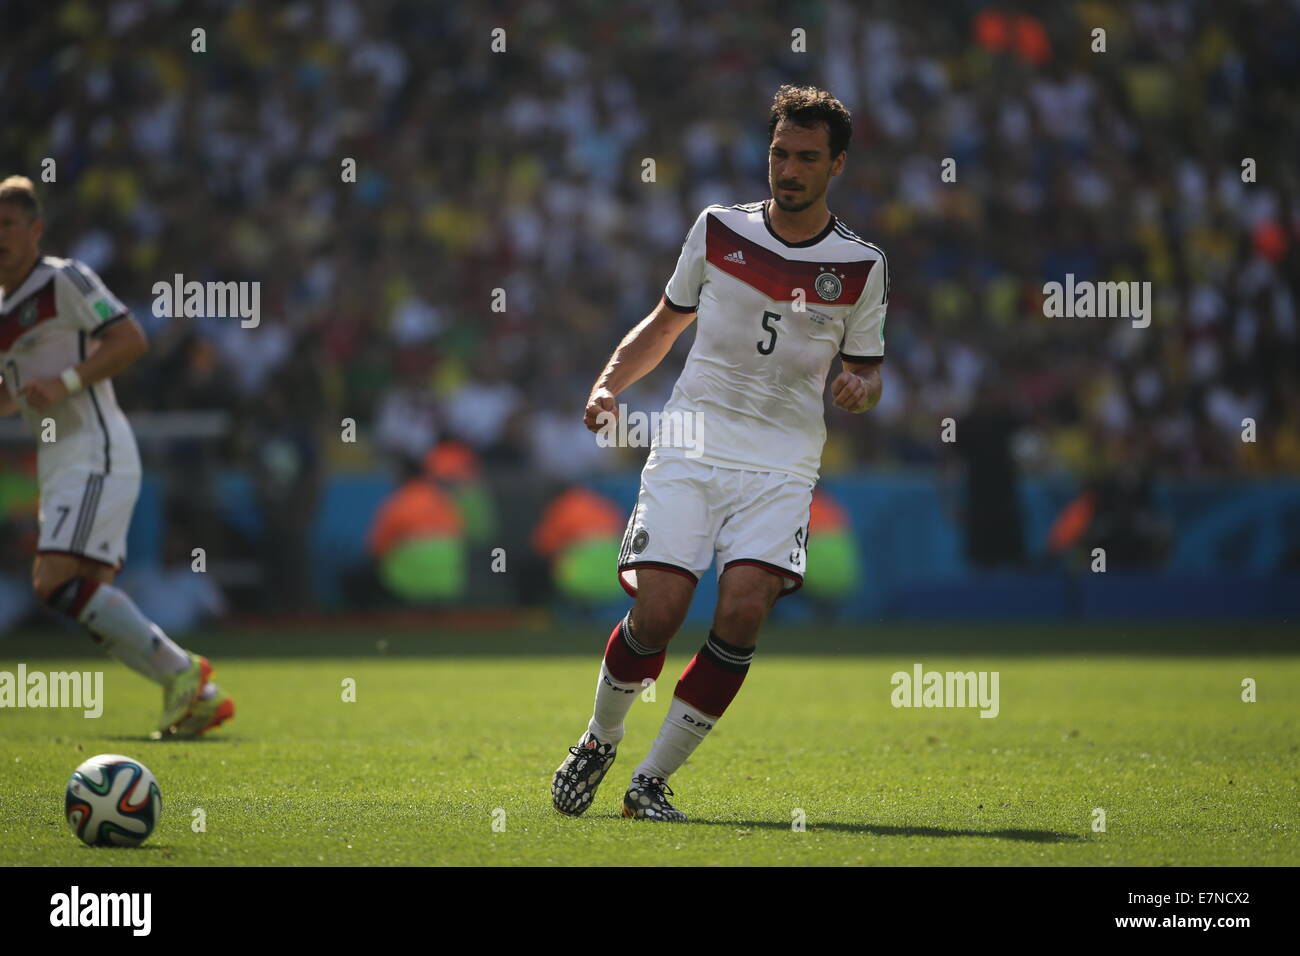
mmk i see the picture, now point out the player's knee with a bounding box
[630,601,685,648]
[713,593,770,645]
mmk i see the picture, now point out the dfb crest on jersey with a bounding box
[814,271,842,302]
[631,529,649,554]
[18,298,38,328]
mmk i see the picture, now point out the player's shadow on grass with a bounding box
[104,734,248,744]
[689,819,1082,842]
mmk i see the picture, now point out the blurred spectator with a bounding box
[247,337,325,611]
[4,0,1298,617]
[531,482,625,605]
[0,451,39,634]
[426,440,497,546]
[116,524,229,636]
[357,454,466,605]
[3,0,1293,485]
[954,379,1027,567]
[803,488,862,615]
[1048,468,1171,569]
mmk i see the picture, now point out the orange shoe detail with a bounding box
[195,697,235,736]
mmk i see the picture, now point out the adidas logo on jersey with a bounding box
[723,250,746,265]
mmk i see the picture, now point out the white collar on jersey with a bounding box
[0,257,53,313]
[760,198,839,248]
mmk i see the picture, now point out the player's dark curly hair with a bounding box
[768,85,852,159]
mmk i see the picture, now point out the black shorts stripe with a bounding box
[72,478,94,552]
[65,478,95,548]
[83,475,105,552]
[86,386,112,474]
[70,474,103,553]
[78,332,113,473]
[618,509,638,566]
[618,560,699,581]
[76,475,104,553]
[616,560,700,599]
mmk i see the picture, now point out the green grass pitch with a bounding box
[1,624,1296,866]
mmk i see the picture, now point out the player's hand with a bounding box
[19,378,69,410]
[830,370,870,413]
[584,388,619,434]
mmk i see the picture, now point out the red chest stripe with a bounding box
[704,215,873,306]
[0,278,58,352]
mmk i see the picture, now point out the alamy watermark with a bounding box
[152,274,260,328]
[1043,274,1150,329]
[0,665,102,718]
[595,405,704,458]
[50,886,150,936]
[890,663,999,718]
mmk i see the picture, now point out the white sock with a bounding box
[633,697,717,783]
[79,583,192,683]
[587,660,641,748]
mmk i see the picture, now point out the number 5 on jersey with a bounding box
[757,310,782,355]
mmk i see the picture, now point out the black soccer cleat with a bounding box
[552,732,617,817]
[622,773,688,822]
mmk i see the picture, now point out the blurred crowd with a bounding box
[4,0,1298,485]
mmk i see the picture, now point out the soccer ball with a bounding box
[65,754,162,847]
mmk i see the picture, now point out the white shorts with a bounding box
[37,470,140,570]
[617,454,813,599]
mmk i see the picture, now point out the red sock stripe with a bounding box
[674,650,748,719]
[603,618,665,684]
[68,579,102,618]
[47,576,102,620]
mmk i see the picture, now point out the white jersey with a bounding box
[0,256,141,484]
[653,200,888,483]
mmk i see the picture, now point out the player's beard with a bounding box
[770,183,822,213]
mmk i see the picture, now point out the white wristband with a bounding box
[60,368,84,395]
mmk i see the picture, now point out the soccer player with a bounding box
[0,175,233,737]
[552,86,887,821]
